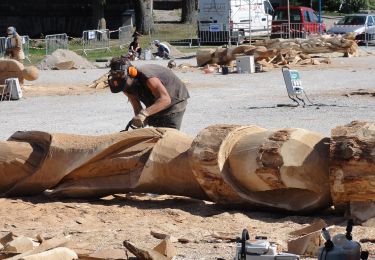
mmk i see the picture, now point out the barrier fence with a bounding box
[21,36,31,62]
[82,29,111,55]
[45,33,68,55]
[151,24,196,47]
[1,23,374,61]
[0,36,30,62]
[119,25,133,49]
[365,26,375,46]
[271,23,324,39]
[0,37,6,58]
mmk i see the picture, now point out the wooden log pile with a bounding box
[196,35,358,69]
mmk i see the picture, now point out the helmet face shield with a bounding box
[108,57,133,93]
[108,72,127,93]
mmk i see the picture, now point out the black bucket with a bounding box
[222,66,229,75]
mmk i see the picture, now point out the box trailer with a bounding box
[198,0,274,43]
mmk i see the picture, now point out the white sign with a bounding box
[209,24,221,32]
[88,31,96,40]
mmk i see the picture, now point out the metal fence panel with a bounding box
[0,36,30,62]
[82,29,110,55]
[365,26,375,46]
[45,33,68,55]
[152,24,196,47]
[119,25,133,49]
[197,22,232,45]
[21,36,30,62]
[0,37,6,58]
[271,23,323,39]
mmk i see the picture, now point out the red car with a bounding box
[271,6,326,38]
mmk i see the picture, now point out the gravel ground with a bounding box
[1,54,375,140]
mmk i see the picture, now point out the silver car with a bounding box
[328,14,375,42]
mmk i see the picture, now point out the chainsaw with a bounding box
[234,229,300,260]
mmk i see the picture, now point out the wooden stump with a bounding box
[330,121,375,211]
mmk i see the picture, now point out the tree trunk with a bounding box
[181,0,196,23]
[134,0,154,35]
[92,0,105,29]
[330,121,375,208]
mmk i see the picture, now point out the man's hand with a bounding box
[132,110,149,128]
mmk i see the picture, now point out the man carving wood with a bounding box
[5,27,25,64]
[108,58,189,129]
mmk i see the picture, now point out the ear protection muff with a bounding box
[127,66,138,78]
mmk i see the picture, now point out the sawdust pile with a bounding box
[37,49,96,70]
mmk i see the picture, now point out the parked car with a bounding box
[271,6,326,38]
[327,14,375,42]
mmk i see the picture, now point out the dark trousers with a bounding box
[147,110,185,130]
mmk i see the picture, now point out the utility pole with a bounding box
[287,0,292,39]
[248,0,252,44]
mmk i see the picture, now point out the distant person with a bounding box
[128,36,142,59]
[108,57,189,130]
[153,40,170,59]
[5,27,25,64]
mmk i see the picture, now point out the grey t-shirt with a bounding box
[125,64,190,116]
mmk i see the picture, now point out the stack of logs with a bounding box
[196,34,358,69]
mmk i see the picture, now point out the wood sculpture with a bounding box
[0,59,39,84]
[2,121,375,220]
[0,125,331,213]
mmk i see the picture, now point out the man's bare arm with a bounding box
[143,77,171,116]
[124,92,143,115]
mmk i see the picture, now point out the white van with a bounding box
[198,0,274,42]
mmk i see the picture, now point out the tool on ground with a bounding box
[120,120,144,132]
[234,229,300,260]
[318,219,369,260]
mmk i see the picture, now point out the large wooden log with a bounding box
[189,125,331,212]
[0,125,331,213]
[0,129,207,200]
[330,121,375,210]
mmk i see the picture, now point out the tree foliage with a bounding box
[290,0,375,13]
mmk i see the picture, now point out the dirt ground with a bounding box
[2,50,375,259]
[2,194,375,260]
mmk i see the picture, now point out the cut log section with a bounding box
[330,121,375,210]
[189,125,331,212]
